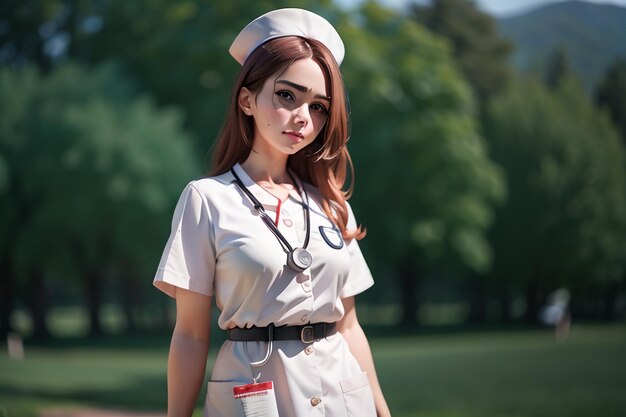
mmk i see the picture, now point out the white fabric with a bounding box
[229,8,345,66]
[154,163,375,417]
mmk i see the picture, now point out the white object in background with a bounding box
[7,332,24,360]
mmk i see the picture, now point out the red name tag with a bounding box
[233,381,274,398]
[233,381,280,417]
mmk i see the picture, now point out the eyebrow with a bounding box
[276,80,331,102]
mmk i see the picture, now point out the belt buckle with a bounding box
[300,325,315,344]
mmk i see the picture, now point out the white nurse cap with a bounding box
[229,8,345,66]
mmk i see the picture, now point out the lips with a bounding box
[283,131,304,143]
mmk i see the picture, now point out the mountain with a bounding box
[497,0,626,91]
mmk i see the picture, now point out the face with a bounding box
[239,57,330,158]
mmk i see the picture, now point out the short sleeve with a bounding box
[340,202,375,298]
[153,183,215,298]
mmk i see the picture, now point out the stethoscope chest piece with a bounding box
[287,247,313,273]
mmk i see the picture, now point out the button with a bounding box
[310,397,322,407]
[283,218,293,227]
[305,346,314,355]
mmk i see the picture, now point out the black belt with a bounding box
[228,322,337,344]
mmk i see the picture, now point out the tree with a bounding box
[596,58,626,141]
[545,47,571,89]
[484,77,626,322]
[71,0,343,156]
[0,125,13,338]
[0,63,199,337]
[341,2,505,324]
[412,0,513,106]
[3,0,507,328]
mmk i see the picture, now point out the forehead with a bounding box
[273,58,328,96]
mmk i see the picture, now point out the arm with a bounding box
[337,296,391,417]
[167,287,212,417]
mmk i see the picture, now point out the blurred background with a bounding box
[1,0,625,416]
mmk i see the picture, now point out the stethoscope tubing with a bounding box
[230,167,311,254]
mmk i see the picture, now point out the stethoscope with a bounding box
[231,168,313,273]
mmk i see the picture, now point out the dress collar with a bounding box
[231,163,279,209]
[231,163,306,209]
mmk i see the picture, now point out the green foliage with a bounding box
[0,62,199,316]
[412,0,513,103]
[485,77,626,295]
[0,0,69,71]
[3,0,625,328]
[545,48,571,89]
[343,2,505,277]
[595,58,626,140]
[70,0,340,156]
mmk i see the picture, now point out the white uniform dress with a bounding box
[154,163,376,417]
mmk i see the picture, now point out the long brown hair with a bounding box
[210,36,364,241]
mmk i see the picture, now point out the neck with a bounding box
[241,147,290,184]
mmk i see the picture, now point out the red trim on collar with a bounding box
[274,198,281,226]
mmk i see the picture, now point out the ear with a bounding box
[238,87,255,116]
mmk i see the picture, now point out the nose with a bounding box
[293,103,311,127]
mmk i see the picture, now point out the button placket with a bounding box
[283,198,306,243]
[277,206,300,244]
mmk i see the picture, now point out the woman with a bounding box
[154,8,391,417]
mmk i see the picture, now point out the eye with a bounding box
[275,90,295,102]
[310,102,329,114]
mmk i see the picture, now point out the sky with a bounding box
[335,0,626,17]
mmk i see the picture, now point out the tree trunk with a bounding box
[498,284,512,323]
[160,299,173,332]
[524,278,543,324]
[399,259,420,325]
[85,268,103,336]
[119,262,138,333]
[467,274,486,324]
[29,269,50,339]
[120,291,136,333]
[0,256,15,340]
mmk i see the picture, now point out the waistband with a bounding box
[227,322,337,344]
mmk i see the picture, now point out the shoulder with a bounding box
[185,171,236,200]
[345,200,358,229]
[171,171,238,219]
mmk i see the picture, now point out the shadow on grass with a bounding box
[361,322,548,339]
[23,329,229,353]
[0,374,167,412]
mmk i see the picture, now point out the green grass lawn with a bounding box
[0,324,624,417]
